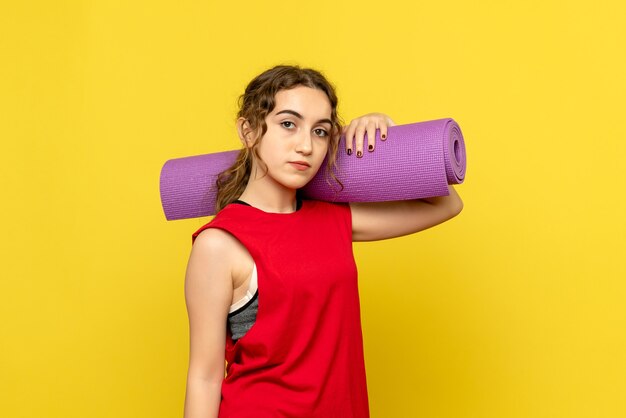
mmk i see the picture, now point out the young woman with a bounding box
[183,65,463,418]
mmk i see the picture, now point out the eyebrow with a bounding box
[275,109,332,126]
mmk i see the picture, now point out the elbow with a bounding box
[187,373,225,387]
[447,185,463,217]
[456,199,464,215]
[449,199,463,219]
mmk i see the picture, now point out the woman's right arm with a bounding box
[183,228,234,418]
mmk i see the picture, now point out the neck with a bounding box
[238,174,299,214]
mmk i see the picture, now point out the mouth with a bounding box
[289,161,311,167]
[289,161,311,171]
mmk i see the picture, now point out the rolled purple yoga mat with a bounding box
[159,118,466,220]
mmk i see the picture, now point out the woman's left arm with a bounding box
[350,185,463,241]
[343,113,464,242]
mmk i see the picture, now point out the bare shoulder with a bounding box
[190,227,254,288]
[186,227,238,297]
[192,227,239,258]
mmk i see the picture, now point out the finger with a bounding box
[354,124,366,158]
[341,125,349,152]
[366,120,377,152]
[381,116,396,140]
[345,121,357,155]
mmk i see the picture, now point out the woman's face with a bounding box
[253,85,332,190]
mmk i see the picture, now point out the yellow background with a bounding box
[1,1,624,417]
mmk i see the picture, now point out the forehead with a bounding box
[272,86,331,118]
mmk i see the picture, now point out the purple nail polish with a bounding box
[357,151,362,158]
[368,145,373,151]
[347,149,352,155]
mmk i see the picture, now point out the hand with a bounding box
[342,113,396,157]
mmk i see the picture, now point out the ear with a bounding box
[236,117,256,148]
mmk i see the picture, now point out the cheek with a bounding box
[319,141,330,157]
[257,136,283,159]
[312,142,330,167]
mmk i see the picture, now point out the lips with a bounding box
[289,161,310,167]
[289,161,311,171]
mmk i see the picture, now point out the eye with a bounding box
[314,128,329,137]
[281,121,295,129]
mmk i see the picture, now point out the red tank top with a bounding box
[191,199,370,418]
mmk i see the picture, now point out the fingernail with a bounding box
[347,149,352,155]
[381,134,386,140]
[357,151,362,158]
[368,145,374,151]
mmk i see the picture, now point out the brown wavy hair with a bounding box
[214,65,344,212]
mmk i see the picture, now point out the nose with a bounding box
[295,130,313,155]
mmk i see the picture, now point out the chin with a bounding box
[284,180,310,190]
[277,176,312,190]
